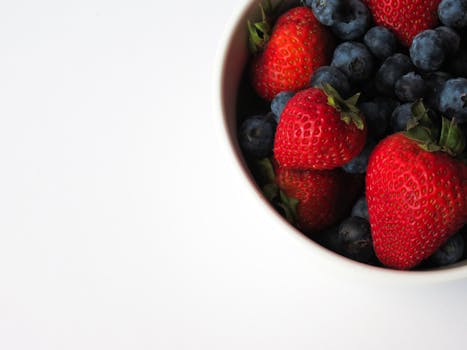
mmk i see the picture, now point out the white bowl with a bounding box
[213,0,467,284]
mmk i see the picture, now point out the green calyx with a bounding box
[322,84,365,130]
[247,0,284,54]
[254,157,299,226]
[404,100,466,157]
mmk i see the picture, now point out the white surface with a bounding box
[0,0,466,349]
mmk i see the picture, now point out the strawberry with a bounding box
[366,102,467,269]
[274,85,367,170]
[363,0,441,47]
[249,5,333,101]
[275,166,362,232]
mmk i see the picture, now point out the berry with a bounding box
[359,101,389,139]
[342,139,376,174]
[271,91,295,122]
[410,30,445,72]
[444,47,467,78]
[338,217,375,263]
[274,86,367,170]
[250,6,334,101]
[364,0,442,47]
[238,114,276,158]
[331,42,374,81]
[429,233,465,266]
[310,66,351,98]
[439,78,467,123]
[366,109,467,269]
[363,26,398,60]
[423,71,452,111]
[351,196,369,220]
[394,72,427,102]
[435,26,460,55]
[391,103,414,132]
[375,54,414,96]
[331,0,371,40]
[275,167,359,232]
[307,0,344,26]
[438,0,467,28]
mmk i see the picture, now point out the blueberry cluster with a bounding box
[237,0,467,267]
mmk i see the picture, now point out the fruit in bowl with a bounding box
[236,0,467,271]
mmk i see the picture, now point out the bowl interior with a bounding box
[216,0,467,283]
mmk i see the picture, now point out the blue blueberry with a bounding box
[395,72,427,102]
[342,139,376,174]
[375,54,414,96]
[423,71,452,111]
[444,47,467,78]
[363,26,398,60]
[439,78,467,123]
[351,197,369,220]
[429,233,465,266]
[271,91,294,122]
[359,98,398,138]
[313,225,343,254]
[435,26,461,55]
[338,216,375,263]
[331,0,371,40]
[310,66,351,98]
[239,113,276,158]
[438,0,467,28]
[307,0,344,26]
[331,42,374,81]
[391,103,413,132]
[410,30,445,72]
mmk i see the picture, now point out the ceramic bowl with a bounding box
[213,0,467,284]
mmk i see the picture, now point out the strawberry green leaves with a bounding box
[405,100,466,157]
[323,84,365,130]
[247,0,285,54]
[254,157,299,226]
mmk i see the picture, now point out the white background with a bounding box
[0,0,467,349]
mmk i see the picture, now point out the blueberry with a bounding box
[331,42,374,81]
[359,98,398,138]
[439,78,467,123]
[410,30,445,72]
[363,26,398,60]
[375,54,414,96]
[338,217,375,263]
[438,0,467,28]
[391,103,413,132]
[342,139,376,174]
[435,26,461,55]
[423,71,452,111]
[313,225,343,254]
[429,233,465,266]
[310,66,351,98]
[359,102,387,138]
[238,114,276,158]
[331,0,371,40]
[271,91,294,122]
[395,72,427,102]
[307,0,344,26]
[351,197,369,220]
[444,47,467,78]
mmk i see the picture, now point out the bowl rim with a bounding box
[212,0,467,285]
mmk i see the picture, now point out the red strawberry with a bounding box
[363,0,441,47]
[274,85,367,170]
[275,166,362,232]
[366,102,467,269]
[249,6,333,101]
